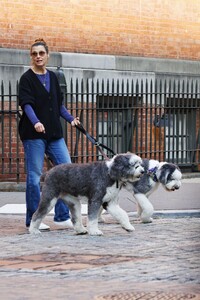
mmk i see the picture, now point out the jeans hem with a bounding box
[53,217,71,222]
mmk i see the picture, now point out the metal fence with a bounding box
[0,77,200,182]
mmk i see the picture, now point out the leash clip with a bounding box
[147,167,158,182]
[95,141,100,147]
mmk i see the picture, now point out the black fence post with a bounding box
[54,66,67,96]
[54,66,68,137]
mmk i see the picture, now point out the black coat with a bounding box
[18,69,71,141]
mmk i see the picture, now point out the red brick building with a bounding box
[0,0,200,181]
[1,0,200,60]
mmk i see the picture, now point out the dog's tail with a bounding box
[41,155,54,182]
[40,172,47,182]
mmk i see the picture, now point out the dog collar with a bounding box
[147,167,158,182]
[116,181,126,189]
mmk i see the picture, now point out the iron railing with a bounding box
[0,78,200,182]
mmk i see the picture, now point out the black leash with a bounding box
[75,123,116,160]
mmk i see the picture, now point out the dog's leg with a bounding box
[87,199,103,236]
[98,206,106,223]
[105,198,135,232]
[137,202,143,218]
[62,195,88,235]
[29,198,57,234]
[134,194,154,223]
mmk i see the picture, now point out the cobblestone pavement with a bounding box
[0,213,199,299]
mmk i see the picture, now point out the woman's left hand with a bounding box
[71,117,80,127]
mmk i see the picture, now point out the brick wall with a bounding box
[1,0,200,60]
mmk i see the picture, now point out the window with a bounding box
[96,95,140,155]
[165,98,198,164]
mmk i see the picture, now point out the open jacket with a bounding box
[18,68,72,141]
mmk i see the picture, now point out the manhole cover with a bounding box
[95,292,198,300]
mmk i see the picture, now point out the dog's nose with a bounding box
[175,185,179,190]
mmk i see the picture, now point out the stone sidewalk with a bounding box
[0,212,199,299]
[0,174,199,299]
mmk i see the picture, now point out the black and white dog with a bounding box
[129,159,182,223]
[29,153,144,236]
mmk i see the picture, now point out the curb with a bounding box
[0,182,26,192]
[0,210,200,218]
[129,209,200,219]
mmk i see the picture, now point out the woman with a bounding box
[19,39,80,230]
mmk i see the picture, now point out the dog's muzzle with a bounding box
[166,184,180,191]
[171,185,180,191]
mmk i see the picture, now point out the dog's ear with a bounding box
[157,164,168,184]
[158,163,177,184]
[109,154,130,180]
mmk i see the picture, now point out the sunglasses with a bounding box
[31,51,46,57]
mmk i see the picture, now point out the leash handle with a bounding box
[75,123,96,144]
[75,123,116,158]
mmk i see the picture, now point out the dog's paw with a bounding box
[88,229,104,236]
[75,226,88,235]
[98,215,106,223]
[29,228,41,235]
[123,224,135,232]
[141,217,153,223]
[76,231,88,235]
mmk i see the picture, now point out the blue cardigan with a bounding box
[18,69,73,141]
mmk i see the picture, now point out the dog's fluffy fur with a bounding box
[129,159,182,223]
[29,153,144,236]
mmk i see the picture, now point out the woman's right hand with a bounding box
[34,122,45,133]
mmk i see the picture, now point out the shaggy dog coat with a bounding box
[29,153,144,236]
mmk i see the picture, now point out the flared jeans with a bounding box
[23,138,71,227]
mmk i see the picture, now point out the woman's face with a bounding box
[30,45,49,68]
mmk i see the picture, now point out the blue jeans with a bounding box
[23,138,71,227]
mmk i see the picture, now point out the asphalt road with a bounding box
[0,177,200,211]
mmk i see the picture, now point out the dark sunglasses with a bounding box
[31,51,46,57]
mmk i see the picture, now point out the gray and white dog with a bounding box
[29,153,144,236]
[129,159,182,223]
